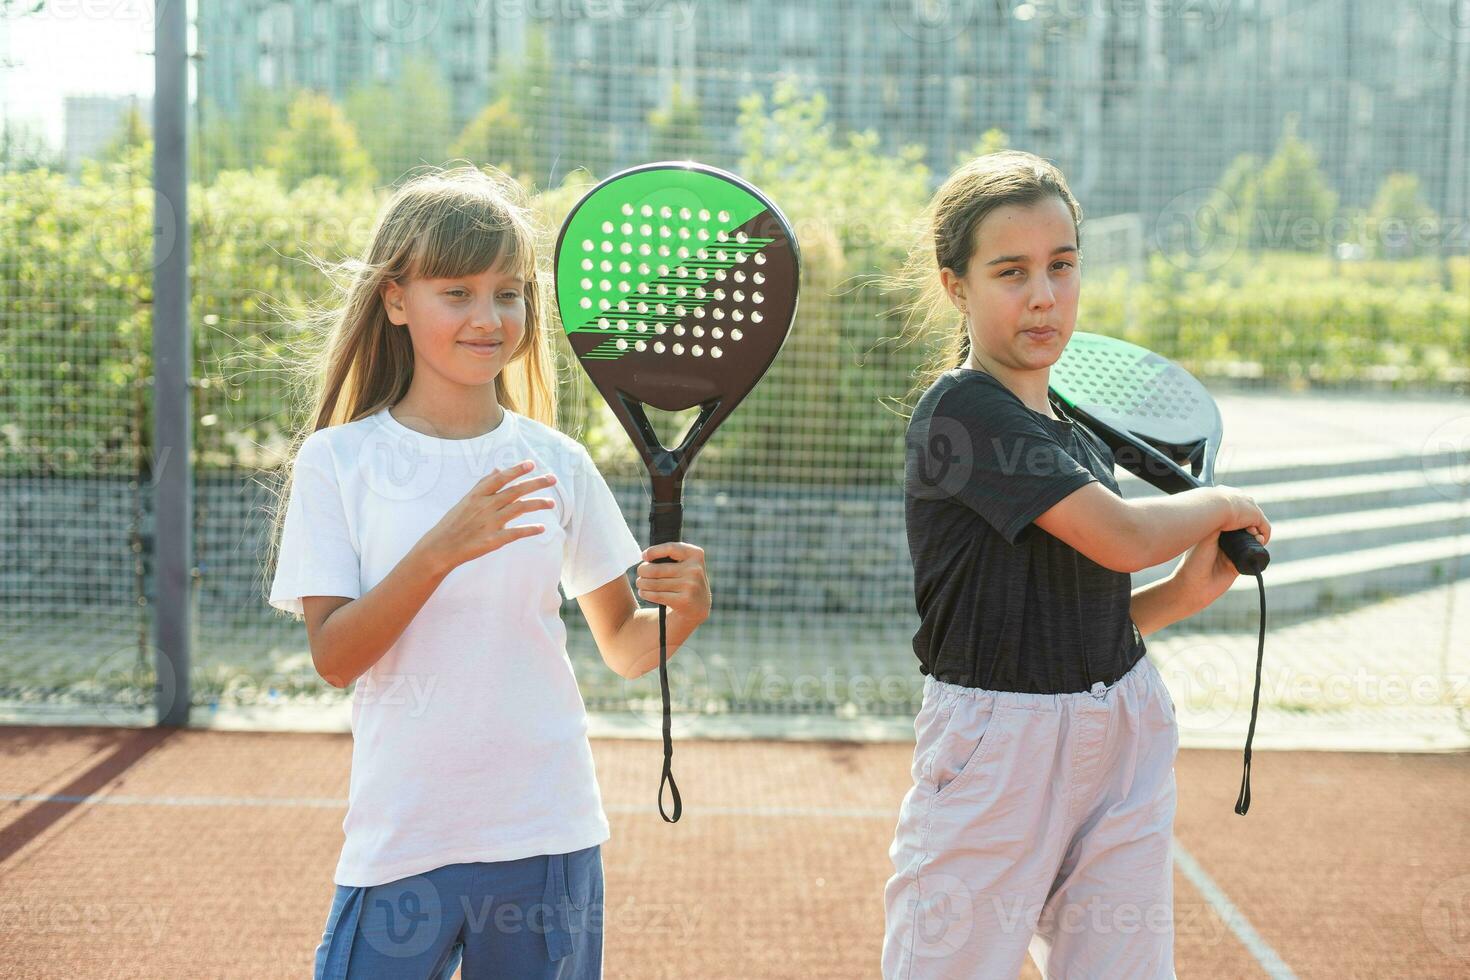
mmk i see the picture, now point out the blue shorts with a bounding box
[313,846,604,980]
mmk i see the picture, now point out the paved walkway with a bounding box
[1212,385,1469,471]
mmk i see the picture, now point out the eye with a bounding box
[1053,261,1074,272]
[447,289,469,298]
[498,291,522,301]
[1000,268,1023,278]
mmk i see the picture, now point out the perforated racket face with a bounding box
[1050,332,1220,450]
[554,163,799,414]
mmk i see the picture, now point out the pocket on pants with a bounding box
[923,695,1004,803]
[562,845,600,912]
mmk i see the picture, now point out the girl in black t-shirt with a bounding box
[881,151,1269,980]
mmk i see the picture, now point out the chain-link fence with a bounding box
[2,0,1468,740]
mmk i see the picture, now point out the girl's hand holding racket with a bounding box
[419,461,558,572]
[1216,485,1271,545]
[1173,486,1271,605]
[636,543,711,625]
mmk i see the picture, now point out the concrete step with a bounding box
[1240,499,1470,563]
[1119,465,1469,521]
[1213,445,1465,486]
[1134,535,1470,628]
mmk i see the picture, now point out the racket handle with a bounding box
[1220,528,1270,576]
[649,499,683,549]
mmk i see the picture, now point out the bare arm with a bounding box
[1128,576,1200,638]
[576,542,711,680]
[302,542,452,689]
[1034,482,1264,575]
[301,461,559,688]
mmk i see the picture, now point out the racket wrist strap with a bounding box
[657,603,682,823]
[1234,572,1267,816]
[649,488,683,823]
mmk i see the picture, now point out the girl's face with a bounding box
[940,195,1080,374]
[380,263,528,389]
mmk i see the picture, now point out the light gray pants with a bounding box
[883,654,1179,980]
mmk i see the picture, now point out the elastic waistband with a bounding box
[925,653,1152,711]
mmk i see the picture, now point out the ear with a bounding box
[380,280,407,326]
[939,267,968,315]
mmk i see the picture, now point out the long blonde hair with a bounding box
[890,150,1084,413]
[264,165,561,604]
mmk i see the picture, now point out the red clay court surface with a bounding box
[1,726,1466,978]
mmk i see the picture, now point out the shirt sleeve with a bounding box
[268,433,362,616]
[911,382,1099,545]
[560,444,644,600]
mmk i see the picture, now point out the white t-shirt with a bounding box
[268,405,643,887]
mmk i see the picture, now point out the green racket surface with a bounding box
[1049,331,1221,466]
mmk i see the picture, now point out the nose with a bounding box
[1029,278,1056,311]
[470,297,502,331]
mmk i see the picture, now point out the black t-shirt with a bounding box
[904,368,1145,693]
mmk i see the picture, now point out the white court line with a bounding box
[1,792,345,808]
[0,793,894,820]
[5,793,1297,974]
[1172,836,1298,980]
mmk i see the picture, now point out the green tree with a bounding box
[449,97,537,181]
[345,57,453,186]
[192,85,297,182]
[489,26,608,185]
[954,127,1010,166]
[1367,172,1437,259]
[97,103,150,167]
[1208,152,1262,250]
[264,91,377,190]
[0,118,64,173]
[648,83,711,161]
[1252,115,1338,252]
[728,79,932,483]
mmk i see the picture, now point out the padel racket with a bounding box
[1048,331,1268,814]
[554,162,800,822]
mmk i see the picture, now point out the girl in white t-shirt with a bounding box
[266,165,711,980]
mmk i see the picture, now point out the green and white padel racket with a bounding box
[554,162,800,823]
[1048,331,1268,814]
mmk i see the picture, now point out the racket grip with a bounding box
[649,499,683,550]
[1220,528,1270,576]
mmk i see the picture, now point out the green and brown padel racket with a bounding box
[554,162,800,823]
[1048,331,1268,814]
